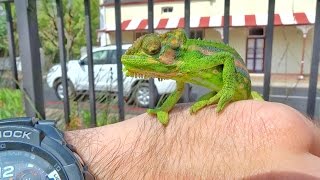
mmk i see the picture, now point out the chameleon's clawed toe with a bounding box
[189,107,198,114]
[190,100,208,114]
[215,89,234,113]
[147,108,169,125]
[157,111,169,125]
[147,108,157,115]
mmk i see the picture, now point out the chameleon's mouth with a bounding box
[124,69,168,81]
[122,55,178,80]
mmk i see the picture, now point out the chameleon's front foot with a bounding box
[190,100,207,114]
[147,109,169,125]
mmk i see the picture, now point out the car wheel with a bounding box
[54,79,76,100]
[133,82,158,108]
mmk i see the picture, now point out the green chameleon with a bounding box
[121,29,263,125]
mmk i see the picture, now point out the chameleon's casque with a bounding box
[122,29,263,125]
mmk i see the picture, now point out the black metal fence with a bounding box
[0,0,319,127]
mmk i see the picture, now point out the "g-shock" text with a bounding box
[0,130,31,139]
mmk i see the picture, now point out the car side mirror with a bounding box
[79,60,85,66]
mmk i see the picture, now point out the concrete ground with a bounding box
[250,73,320,88]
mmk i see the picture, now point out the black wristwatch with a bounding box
[0,117,95,180]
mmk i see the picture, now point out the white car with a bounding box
[46,44,176,107]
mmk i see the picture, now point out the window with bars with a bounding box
[245,28,265,73]
[246,37,265,73]
[161,6,173,13]
[190,30,203,39]
[249,28,264,36]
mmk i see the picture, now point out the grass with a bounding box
[0,88,25,119]
[81,109,118,127]
[65,94,119,130]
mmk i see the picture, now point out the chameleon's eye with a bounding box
[142,35,161,55]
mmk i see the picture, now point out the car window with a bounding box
[82,50,108,65]
[108,50,117,64]
[82,49,127,65]
[93,50,108,64]
[108,49,127,64]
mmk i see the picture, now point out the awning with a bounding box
[102,12,315,32]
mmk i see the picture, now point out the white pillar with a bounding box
[215,27,224,40]
[296,25,313,79]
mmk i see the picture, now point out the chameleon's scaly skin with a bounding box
[122,29,263,125]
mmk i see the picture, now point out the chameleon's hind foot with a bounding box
[190,88,234,113]
[208,87,234,113]
[147,109,169,125]
[190,91,217,114]
[251,91,264,101]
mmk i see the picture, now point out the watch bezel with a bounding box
[0,118,87,180]
[0,142,69,179]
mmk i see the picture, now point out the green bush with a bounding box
[0,88,25,119]
[81,109,118,128]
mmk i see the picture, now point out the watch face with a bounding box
[0,143,67,180]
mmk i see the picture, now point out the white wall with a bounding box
[100,0,318,74]
[102,0,316,28]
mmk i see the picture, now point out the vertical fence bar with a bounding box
[184,0,190,37]
[183,0,190,102]
[5,2,18,89]
[223,0,230,44]
[148,0,156,108]
[14,0,45,119]
[56,0,70,124]
[307,0,320,118]
[263,0,275,100]
[147,1,154,33]
[84,0,97,127]
[115,0,125,121]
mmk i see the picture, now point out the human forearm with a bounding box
[64,101,320,179]
[64,103,234,179]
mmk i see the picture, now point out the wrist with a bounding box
[64,117,149,179]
